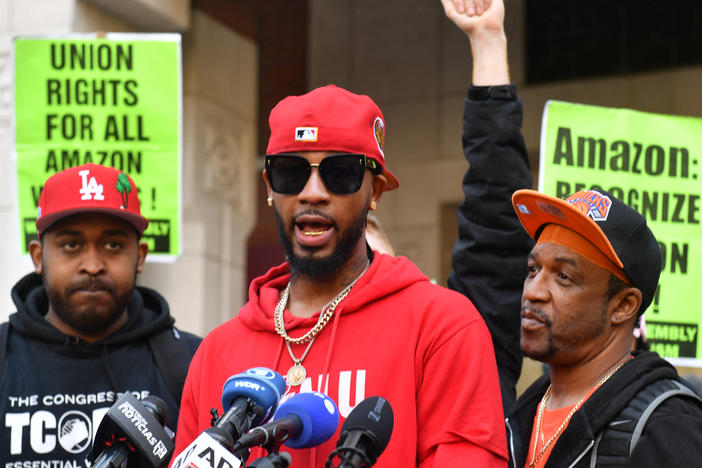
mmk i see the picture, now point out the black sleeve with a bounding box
[447,85,534,413]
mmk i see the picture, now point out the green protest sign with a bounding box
[540,100,702,365]
[14,34,181,259]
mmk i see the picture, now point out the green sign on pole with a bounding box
[540,100,702,366]
[14,33,182,260]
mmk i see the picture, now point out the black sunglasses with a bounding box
[265,153,381,195]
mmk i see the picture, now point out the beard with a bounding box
[42,265,135,336]
[521,309,557,361]
[521,303,608,362]
[275,206,368,281]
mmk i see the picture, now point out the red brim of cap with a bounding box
[511,189,623,269]
[383,168,399,191]
[36,208,149,236]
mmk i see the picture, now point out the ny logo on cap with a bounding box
[79,169,104,201]
[567,190,611,222]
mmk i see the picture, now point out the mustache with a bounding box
[521,302,552,325]
[66,277,115,295]
[292,210,337,227]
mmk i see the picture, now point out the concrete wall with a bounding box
[308,0,702,285]
[308,0,526,282]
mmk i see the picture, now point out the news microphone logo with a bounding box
[90,394,173,468]
[326,396,393,468]
[170,368,286,468]
[221,367,286,427]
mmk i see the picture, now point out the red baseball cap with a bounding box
[36,163,148,236]
[266,85,399,190]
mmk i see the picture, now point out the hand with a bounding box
[441,0,504,38]
[441,0,508,85]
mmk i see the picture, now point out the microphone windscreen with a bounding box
[91,393,174,468]
[221,367,286,423]
[141,395,170,427]
[341,396,393,454]
[276,392,339,448]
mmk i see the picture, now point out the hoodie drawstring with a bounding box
[100,342,119,393]
[321,306,343,394]
[272,336,284,378]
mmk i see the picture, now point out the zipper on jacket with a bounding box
[505,417,517,468]
[568,439,594,468]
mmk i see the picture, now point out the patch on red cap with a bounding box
[373,117,385,157]
[295,127,318,142]
[116,172,132,209]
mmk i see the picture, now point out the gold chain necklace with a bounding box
[274,261,369,386]
[528,359,627,468]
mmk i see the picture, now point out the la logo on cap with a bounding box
[79,169,104,201]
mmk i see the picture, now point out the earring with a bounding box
[369,200,377,210]
[267,196,273,207]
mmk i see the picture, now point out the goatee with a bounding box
[275,207,367,280]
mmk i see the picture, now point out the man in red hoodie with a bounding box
[174,3,507,467]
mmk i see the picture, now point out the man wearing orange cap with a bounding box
[506,188,702,467]
[175,88,507,466]
[1,164,200,466]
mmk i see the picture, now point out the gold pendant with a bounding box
[287,364,306,386]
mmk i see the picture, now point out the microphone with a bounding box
[325,396,393,468]
[216,367,286,442]
[170,367,286,468]
[234,391,339,452]
[90,393,174,468]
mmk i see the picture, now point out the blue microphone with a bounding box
[220,367,287,431]
[171,367,286,468]
[234,391,339,452]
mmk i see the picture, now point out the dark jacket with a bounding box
[448,86,534,412]
[2,272,201,466]
[506,351,702,467]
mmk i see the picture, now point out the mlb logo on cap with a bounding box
[36,163,149,236]
[295,127,318,142]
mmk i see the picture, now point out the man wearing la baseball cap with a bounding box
[1,164,200,466]
[506,188,702,467]
[174,84,508,467]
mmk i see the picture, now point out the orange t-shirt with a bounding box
[524,387,599,468]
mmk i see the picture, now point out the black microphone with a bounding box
[325,397,393,468]
[90,393,174,468]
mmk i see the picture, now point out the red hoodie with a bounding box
[174,252,507,467]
